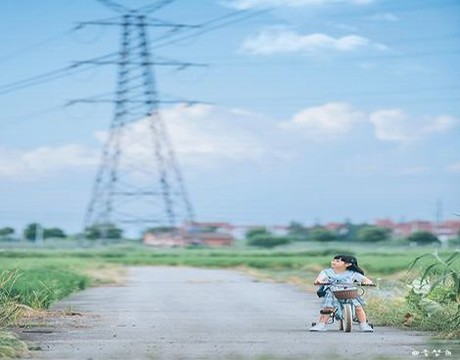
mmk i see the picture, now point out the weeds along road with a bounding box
[19,267,432,360]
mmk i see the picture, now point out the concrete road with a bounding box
[18,267,440,360]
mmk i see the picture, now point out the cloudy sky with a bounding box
[0,0,459,234]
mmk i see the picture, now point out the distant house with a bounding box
[231,225,260,240]
[186,222,234,247]
[434,220,460,242]
[268,225,289,237]
[324,222,349,236]
[185,232,233,247]
[229,224,289,240]
[374,218,460,241]
[143,231,190,247]
[374,219,394,229]
[143,221,235,248]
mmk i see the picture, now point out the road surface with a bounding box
[18,266,443,360]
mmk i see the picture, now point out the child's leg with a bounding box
[355,306,373,332]
[310,307,334,331]
[319,307,334,323]
[355,306,367,323]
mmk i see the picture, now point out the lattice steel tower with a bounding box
[82,1,195,238]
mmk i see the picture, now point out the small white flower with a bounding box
[410,278,430,295]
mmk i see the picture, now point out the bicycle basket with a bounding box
[332,287,358,300]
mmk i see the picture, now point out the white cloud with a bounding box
[369,110,458,142]
[326,22,358,32]
[279,103,457,143]
[447,162,460,173]
[422,115,456,133]
[0,105,295,181]
[367,12,399,22]
[96,104,292,169]
[369,109,409,141]
[400,167,430,175]
[2,104,456,181]
[222,0,375,10]
[280,102,364,139]
[358,62,378,69]
[241,28,384,55]
[0,145,98,180]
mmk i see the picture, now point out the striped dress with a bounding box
[318,268,366,308]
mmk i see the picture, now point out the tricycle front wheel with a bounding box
[343,303,352,332]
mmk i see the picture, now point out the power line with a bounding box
[0,6,270,96]
[6,105,67,122]
[138,0,177,14]
[0,52,118,95]
[377,0,460,14]
[203,48,460,67]
[0,29,75,65]
[0,65,97,96]
[95,0,177,15]
[284,0,460,19]
[0,65,78,95]
[153,7,273,49]
[95,0,129,14]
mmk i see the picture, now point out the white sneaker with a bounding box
[309,323,327,332]
[359,323,374,332]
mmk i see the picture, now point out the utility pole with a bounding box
[435,199,445,248]
[35,224,44,247]
[77,1,196,241]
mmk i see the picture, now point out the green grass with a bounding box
[0,244,458,351]
[0,331,28,358]
[0,257,107,358]
[0,249,398,277]
[0,245,431,314]
[2,268,89,309]
[1,245,453,278]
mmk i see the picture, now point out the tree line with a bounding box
[1,221,458,247]
[0,223,123,241]
[245,222,452,248]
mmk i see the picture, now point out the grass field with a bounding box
[0,244,458,357]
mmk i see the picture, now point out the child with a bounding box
[309,254,374,332]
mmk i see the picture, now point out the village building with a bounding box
[143,221,234,248]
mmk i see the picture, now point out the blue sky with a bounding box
[0,0,459,234]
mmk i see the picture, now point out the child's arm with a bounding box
[353,272,374,285]
[313,271,328,285]
[360,275,374,285]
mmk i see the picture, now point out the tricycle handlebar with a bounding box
[314,282,376,287]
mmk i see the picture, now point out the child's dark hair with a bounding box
[334,254,364,275]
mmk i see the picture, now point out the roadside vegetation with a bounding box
[366,251,459,339]
[0,242,458,357]
[0,257,122,358]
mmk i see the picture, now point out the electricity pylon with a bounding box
[79,1,195,239]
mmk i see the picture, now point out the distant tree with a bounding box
[287,221,309,241]
[309,227,337,242]
[84,223,123,240]
[199,226,219,233]
[447,223,460,246]
[406,231,440,245]
[44,227,67,239]
[24,223,42,241]
[448,235,460,247]
[357,226,391,243]
[339,222,369,242]
[0,227,15,237]
[247,234,290,248]
[245,227,271,239]
[145,226,176,234]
